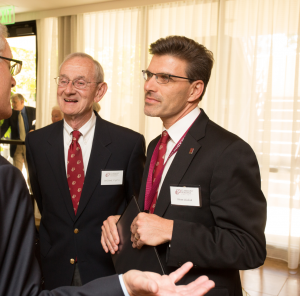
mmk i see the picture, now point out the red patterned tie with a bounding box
[149,131,170,214]
[67,130,84,215]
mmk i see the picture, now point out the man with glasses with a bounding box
[101,36,267,296]
[25,52,146,289]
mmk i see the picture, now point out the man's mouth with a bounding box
[64,99,78,103]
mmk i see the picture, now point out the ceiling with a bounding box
[0,0,115,14]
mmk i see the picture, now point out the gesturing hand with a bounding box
[123,262,215,296]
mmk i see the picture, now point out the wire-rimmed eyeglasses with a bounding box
[142,70,195,84]
[54,77,101,89]
[0,56,22,76]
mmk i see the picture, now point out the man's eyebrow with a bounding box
[59,74,86,79]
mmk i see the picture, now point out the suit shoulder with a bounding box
[26,123,57,143]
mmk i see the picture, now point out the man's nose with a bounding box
[11,76,16,88]
[144,75,157,92]
[64,81,76,93]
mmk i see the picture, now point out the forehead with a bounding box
[60,57,95,78]
[148,54,187,75]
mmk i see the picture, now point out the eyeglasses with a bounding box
[54,77,101,89]
[0,56,23,76]
[142,70,195,84]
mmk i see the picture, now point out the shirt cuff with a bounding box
[119,274,130,296]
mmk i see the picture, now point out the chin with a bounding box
[0,104,12,120]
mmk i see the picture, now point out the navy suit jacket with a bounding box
[138,109,267,296]
[0,155,125,296]
[26,112,145,289]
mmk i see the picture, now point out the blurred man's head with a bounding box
[0,24,16,120]
[56,52,107,129]
[11,93,25,111]
[51,105,64,123]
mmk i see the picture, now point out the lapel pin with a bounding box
[189,148,194,154]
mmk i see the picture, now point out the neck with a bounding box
[64,110,93,130]
[162,103,198,129]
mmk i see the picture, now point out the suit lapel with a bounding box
[154,109,209,217]
[75,115,112,221]
[46,121,76,221]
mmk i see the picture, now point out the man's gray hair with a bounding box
[11,93,25,102]
[59,52,104,83]
[0,23,8,55]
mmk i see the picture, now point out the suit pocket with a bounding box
[206,287,229,296]
[40,236,52,258]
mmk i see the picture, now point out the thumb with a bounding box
[146,279,159,294]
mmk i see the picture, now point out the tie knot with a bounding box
[161,131,170,144]
[72,130,81,142]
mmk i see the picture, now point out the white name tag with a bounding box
[101,170,123,185]
[170,186,201,207]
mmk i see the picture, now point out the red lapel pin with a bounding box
[189,148,194,154]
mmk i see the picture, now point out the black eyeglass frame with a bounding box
[54,77,102,89]
[142,70,196,84]
[0,56,23,76]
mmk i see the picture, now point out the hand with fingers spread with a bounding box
[123,262,215,296]
[130,212,174,249]
[101,215,121,254]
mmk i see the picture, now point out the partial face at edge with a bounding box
[0,38,16,120]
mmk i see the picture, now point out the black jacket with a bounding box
[138,109,267,296]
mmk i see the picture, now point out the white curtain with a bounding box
[36,18,58,128]
[36,0,300,269]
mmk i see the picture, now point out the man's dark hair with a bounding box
[149,36,214,101]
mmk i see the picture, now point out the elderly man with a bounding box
[101,36,267,296]
[0,23,215,296]
[26,52,146,289]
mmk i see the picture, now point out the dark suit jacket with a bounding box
[26,113,146,290]
[0,106,36,157]
[138,109,266,296]
[0,155,125,296]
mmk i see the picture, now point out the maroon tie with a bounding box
[67,130,84,215]
[149,131,170,214]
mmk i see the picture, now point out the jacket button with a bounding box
[70,258,75,264]
[74,228,79,234]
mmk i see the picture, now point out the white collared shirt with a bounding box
[63,112,96,176]
[157,107,201,196]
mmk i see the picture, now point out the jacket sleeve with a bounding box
[0,161,125,296]
[0,118,10,138]
[167,139,267,270]
[124,134,146,203]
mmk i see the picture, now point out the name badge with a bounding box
[170,186,201,207]
[101,170,123,185]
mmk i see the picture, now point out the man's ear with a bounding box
[95,82,108,103]
[187,80,204,103]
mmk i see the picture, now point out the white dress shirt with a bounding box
[63,112,96,176]
[157,107,201,197]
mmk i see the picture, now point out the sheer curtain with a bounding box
[36,17,58,128]
[36,0,300,269]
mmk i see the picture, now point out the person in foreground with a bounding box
[0,23,215,296]
[101,36,267,296]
